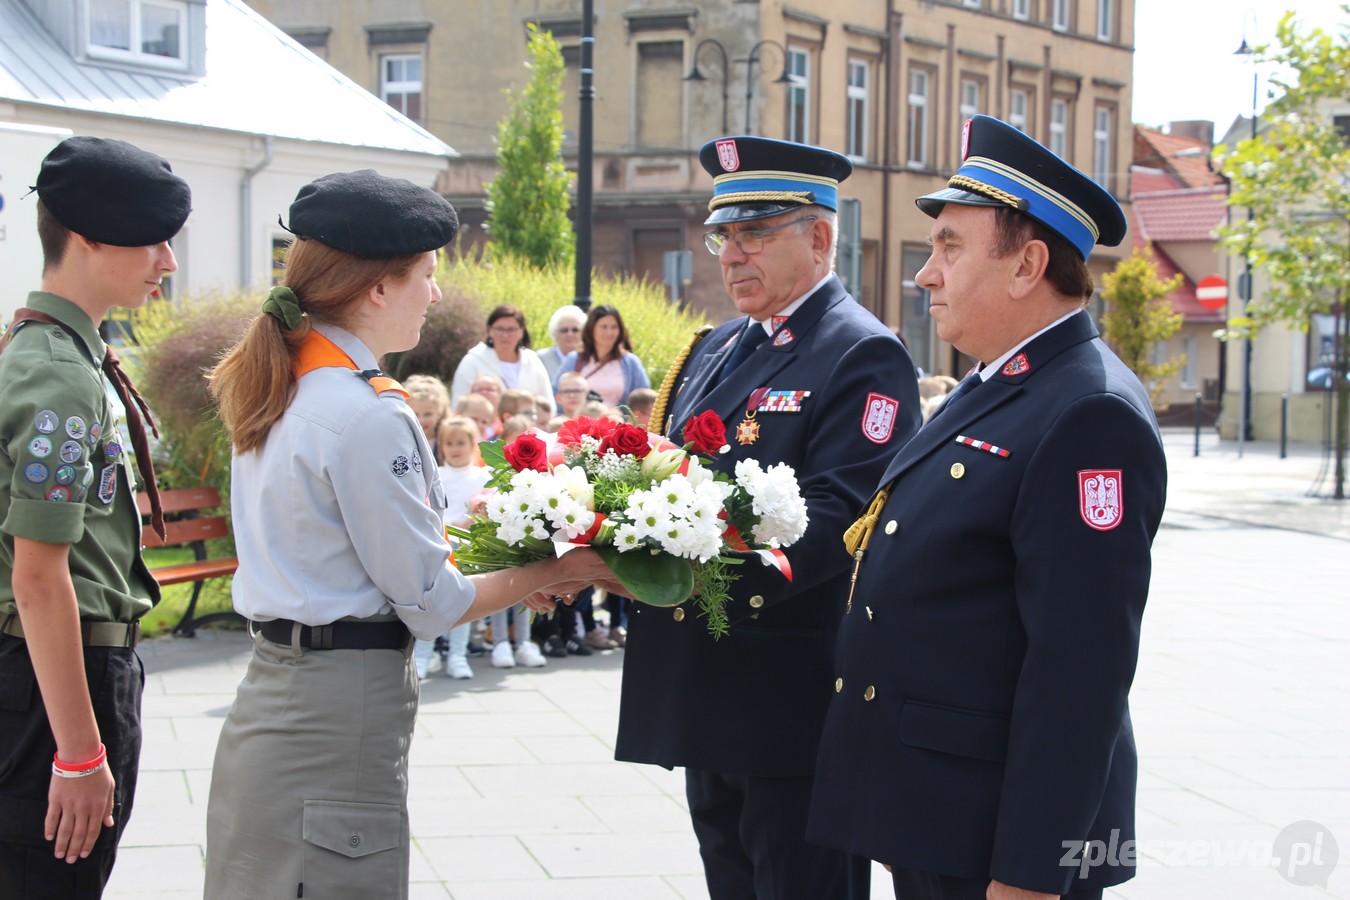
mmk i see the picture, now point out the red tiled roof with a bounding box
[1133,127,1226,189]
[1131,166,1184,193]
[1132,186,1229,242]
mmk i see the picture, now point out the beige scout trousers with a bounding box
[204,626,417,899]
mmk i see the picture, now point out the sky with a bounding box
[1131,0,1347,133]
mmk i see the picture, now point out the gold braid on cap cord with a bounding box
[649,325,714,437]
[947,175,1027,211]
[708,190,816,211]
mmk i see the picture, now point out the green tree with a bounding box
[1100,247,1186,408]
[484,24,574,267]
[1216,7,1350,497]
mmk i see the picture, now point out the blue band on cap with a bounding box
[710,170,840,212]
[953,156,1099,260]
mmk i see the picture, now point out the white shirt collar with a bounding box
[977,309,1079,382]
[313,320,380,371]
[750,272,832,334]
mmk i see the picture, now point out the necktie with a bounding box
[103,346,165,540]
[721,322,768,378]
[928,372,982,422]
[2,310,165,540]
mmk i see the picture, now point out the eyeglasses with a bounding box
[557,389,586,396]
[490,325,522,335]
[557,327,582,334]
[703,216,817,256]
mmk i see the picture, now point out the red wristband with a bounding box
[53,743,106,773]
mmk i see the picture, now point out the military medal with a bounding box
[736,387,771,446]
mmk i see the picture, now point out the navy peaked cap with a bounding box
[699,136,852,225]
[36,136,191,246]
[916,115,1126,260]
[284,169,458,258]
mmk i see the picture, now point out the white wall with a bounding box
[0,122,72,321]
[0,108,449,310]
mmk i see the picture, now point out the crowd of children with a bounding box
[402,310,653,681]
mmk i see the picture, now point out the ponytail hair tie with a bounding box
[261,285,305,330]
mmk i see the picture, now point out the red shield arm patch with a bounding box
[861,392,900,444]
[1078,469,1123,531]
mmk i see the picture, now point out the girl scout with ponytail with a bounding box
[203,170,619,899]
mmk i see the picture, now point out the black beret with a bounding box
[35,136,192,246]
[916,115,1126,260]
[699,136,852,225]
[284,169,459,258]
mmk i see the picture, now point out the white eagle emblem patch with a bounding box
[1078,469,1122,531]
[716,139,740,172]
[861,393,899,444]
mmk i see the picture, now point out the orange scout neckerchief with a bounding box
[293,329,409,398]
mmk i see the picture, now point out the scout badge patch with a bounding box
[1078,469,1122,531]
[98,464,118,504]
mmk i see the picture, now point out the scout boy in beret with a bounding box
[808,115,1167,900]
[0,136,190,897]
[616,136,921,900]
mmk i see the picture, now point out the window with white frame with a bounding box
[1092,105,1113,190]
[907,68,931,167]
[1052,0,1070,31]
[1009,89,1029,132]
[787,47,811,144]
[381,54,423,120]
[1013,0,1031,20]
[1181,335,1198,388]
[1097,0,1114,41]
[88,0,186,66]
[846,60,870,161]
[1050,98,1068,158]
[963,0,983,8]
[960,79,981,121]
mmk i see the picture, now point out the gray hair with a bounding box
[548,304,587,338]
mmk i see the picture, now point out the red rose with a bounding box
[503,432,549,472]
[557,415,618,446]
[598,423,653,459]
[683,410,728,456]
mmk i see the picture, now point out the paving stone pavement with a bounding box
[104,430,1350,899]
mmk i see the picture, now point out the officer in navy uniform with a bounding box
[616,136,921,900]
[807,115,1167,900]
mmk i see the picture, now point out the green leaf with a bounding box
[594,548,693,607]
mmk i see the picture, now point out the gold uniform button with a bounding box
[884,520,898,535]
[748,595,764,609]
[673,608,685,622]
[834,677,843,693]
[950,462,966,479]
[863,685,876,701]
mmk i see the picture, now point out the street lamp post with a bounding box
[684,39,729,135]
[740,39,793,136]
[1234,34,1259,451]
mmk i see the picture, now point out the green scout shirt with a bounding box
[0,291,158,622]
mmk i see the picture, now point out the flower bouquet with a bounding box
[447,413,808,638]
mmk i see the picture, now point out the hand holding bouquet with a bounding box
[447,414,808,637]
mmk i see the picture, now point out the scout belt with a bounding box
[256,617,411,650]
[1,613,140,648]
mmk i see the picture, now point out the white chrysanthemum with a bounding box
[612,523,644,552]
[734,459,809,547]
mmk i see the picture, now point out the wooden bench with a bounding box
[137,487,240,637]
